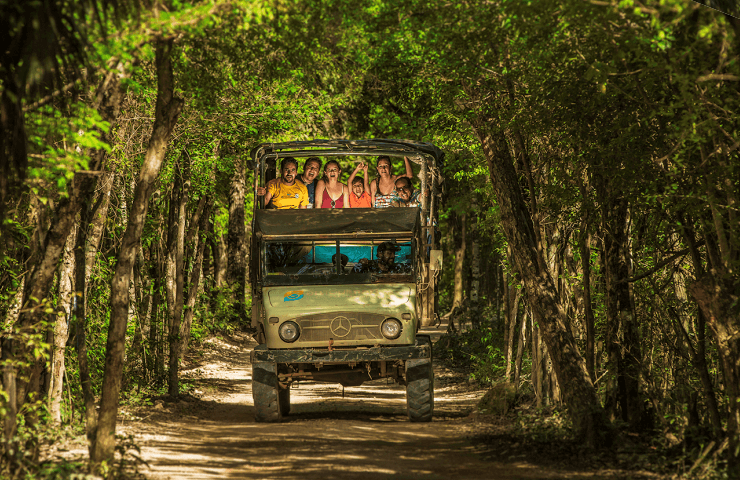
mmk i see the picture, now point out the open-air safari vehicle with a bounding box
[248,139,443,422]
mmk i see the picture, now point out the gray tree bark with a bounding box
[167,157,188,397]
[180,199,212,357]
[48,227,76,424]
[227,154,247,324]
[504,277,521,383]
[91,39,183,466]
[9,173,93,457]
[474,125,609,446]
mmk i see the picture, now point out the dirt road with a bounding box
[118,330,650,480]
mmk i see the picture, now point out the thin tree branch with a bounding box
[620,243,705,284]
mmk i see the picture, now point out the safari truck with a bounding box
[248,139,443,422]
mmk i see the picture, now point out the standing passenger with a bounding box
[258,157,309,209]
[347,162,372,208]
[391,177,423,207]
[297,156,322,207]
[315,160,349,209]
[370,155,413,208]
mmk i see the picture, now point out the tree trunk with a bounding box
[91,39,183,466]
[72,174,103,449]
[48,227,76,424]
[214,231,228,288]
[11,172,94,447]
[134,248,152,384]
[130,250,149,385]
[167,157,188,397]
[474,126,608,446]
[532,312,542,407]
[514,307,529,387]
[679,219,724,437]
[599,191,642,428]
[469,195,481,328]
[580,225,596,382]
[227,154,247,324]
[504,277,521,383]
[690,274,740,475]
[180,199,212,357]
[149,239,165,381]
[454,213,466,312]
[1,336,17,460]
[85,173,114,283]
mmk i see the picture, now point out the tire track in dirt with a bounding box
[120,329,607,479]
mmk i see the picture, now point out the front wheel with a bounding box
[279,386,290,417]
[406,354,434,422]
[253,361,282,422]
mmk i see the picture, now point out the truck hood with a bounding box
[266,284,412,310]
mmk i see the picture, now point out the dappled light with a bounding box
[122,331,587,479]
[3,0,738,478]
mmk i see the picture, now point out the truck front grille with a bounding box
[295,312,388,342]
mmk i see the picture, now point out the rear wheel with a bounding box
[406,341,433,422]
[253,361,282,422]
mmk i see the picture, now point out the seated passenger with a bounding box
[391,177,438,255]
[390,177,424,208]
[347,162,372,208]
[258,157,309,209]
[297,156,322,207]
[353,242,411,274]
[370,155,413,208]
[315,160,349,209]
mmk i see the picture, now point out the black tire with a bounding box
[406,354,434,422]
[253,361,282,422]
[279,387,290,417]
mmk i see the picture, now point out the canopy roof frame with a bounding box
[249,139,444,169]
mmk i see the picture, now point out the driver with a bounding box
[353,242,411,273]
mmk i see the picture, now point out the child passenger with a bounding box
[347,162,372,208]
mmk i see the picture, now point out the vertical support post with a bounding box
[427,166,438,326]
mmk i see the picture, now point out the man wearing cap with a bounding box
[353,242,411,273]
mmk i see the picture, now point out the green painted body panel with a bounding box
[262,283,418,349]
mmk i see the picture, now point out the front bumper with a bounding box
[250,336,431,364]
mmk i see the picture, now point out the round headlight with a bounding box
[279,321,300,343]
[380,318,402,340]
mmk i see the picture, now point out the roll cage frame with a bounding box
[249,139,444,326]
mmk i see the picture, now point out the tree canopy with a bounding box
[2,0,739,477]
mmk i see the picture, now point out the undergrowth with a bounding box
[434,325,508,386]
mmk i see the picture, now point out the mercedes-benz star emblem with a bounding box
[330,316,352,337]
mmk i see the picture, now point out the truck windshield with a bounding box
[264,240,413,277]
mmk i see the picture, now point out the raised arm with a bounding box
[401,156,413,179]
[362,163,370,197]
[347,163,362,187]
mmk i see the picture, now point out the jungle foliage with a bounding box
[1,0,739,478]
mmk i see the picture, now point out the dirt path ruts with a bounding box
[118,330,621,479]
